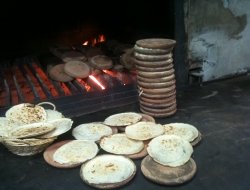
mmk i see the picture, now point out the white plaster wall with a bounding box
[187,0,250,82]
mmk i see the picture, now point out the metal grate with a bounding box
[0,56,138,117]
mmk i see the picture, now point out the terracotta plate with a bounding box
[43,140,82,168]
[141,155,197,185]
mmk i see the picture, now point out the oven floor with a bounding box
[1,74,250,190]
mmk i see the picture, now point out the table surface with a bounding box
[1,75,250,190]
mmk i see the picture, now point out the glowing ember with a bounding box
[82,34,106,47]
[76,78,91,92]
[89,75,105,90]
[102,70,130,86]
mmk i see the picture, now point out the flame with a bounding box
[103,70,128,85]
[89,75,105,90]
[82,41,89,46]
[82,34,106,47]
[76,78,91,92]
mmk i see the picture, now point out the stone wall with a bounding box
[185,0,250,82]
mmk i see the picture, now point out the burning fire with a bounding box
[82,34,106,47]
[89,75,105,90]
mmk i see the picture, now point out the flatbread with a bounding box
[147,135,193,167]
[90,55,113,70]
[9,122,56,138]
[45,109,64,121]
[39,118,73,138]
[61,51,87,62]
[163,123,199,142]
[80,154,136,185]
[72,122,113,142]
[125,121,164,140]
[64,60,90,78]
[103,112,142,127]
[0,117,18,137]
[48,64,74,82]
[100,133,144,155]
[5,103,47,125]
[53,140,98,165]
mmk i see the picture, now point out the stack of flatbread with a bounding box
[140,122,202,185]
[134,38,177,118]
[1,102,73,156]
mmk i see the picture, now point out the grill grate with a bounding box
[0,56,138,117]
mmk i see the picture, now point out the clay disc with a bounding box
[141,155,197,185]
[138,68,175,79]
[134,58,173,68]
[137,80,175,89]
[137,74,175,83]
[139,99,177,109]
[136,38,176,49]
[48,64,74,82]
[139,85,176,94]
[134,52,172,61]
[64,60,90,78]
[191,132,202,146]
[140,103,177,114]
[90,55,113,70]
[140,107,177,118]
[62,51,87,62]
[139,90,176,99]
[134,44,172,55]
[126,144,148,159]
[139,94,176,104]
[136,63,173,72]
[43,140,82,168]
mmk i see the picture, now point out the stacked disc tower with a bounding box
[133,38,177,118]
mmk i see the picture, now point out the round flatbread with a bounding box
[39,118,73,138]
[163,123,199,142]
[90,55,113,70]
[45,109,64,121]
[53,140,98,165]
[147,135,193,167]
[64,60,90,78]
[0,117,18,137]
[80,154,136,187]
[61,51,87,62]
[100,133,144,155]
[72,122,113,142]
[48,64,74,82]
[103,112,142,127]
[125,121,164,140]
[5,103,47,125]
[9,122,56,138]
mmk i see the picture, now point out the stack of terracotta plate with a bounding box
[133,38,177,118]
